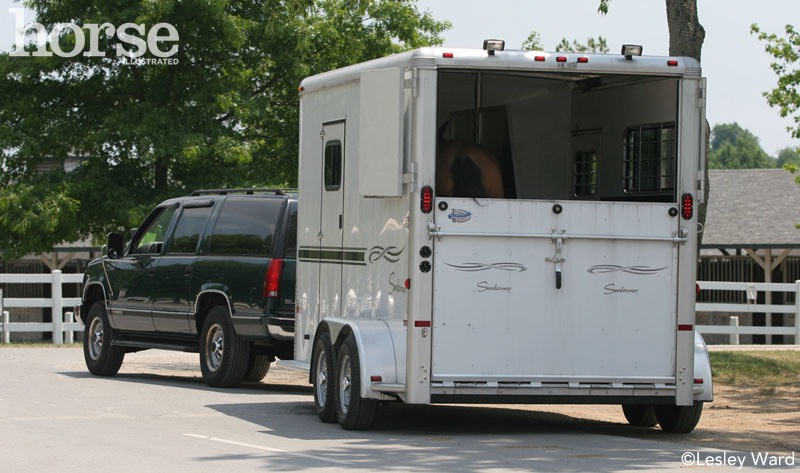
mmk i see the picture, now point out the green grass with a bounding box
[710,351,800,388]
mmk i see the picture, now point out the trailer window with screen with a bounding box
[324,140,342,191]
[436,71,680,202]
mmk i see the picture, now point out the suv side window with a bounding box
[209,197,283,256]
[168,206,212,254]
[132,206,176,255]
[285,200,297,258]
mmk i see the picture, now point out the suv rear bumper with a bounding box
[232,314,294,342]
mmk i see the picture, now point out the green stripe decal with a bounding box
[299,248,367,266]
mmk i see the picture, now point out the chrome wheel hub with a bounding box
[205,324,224,372]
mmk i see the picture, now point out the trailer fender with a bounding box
[319,318,399,400]
[693,331,714,402]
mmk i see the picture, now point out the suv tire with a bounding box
[200,305,251,387]
[244,354,272,382]
[83,301,125,376]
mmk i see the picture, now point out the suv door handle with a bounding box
[184,266,193,277]
[148,269,155,277]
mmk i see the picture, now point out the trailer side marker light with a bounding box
[577,57,589,63]
[421,186,433,213]
[681,193,694,220]
[668,60,678,67]
[678,324,693,331]
[694,378,703,384]
[415,321,431,328]
[442,52,453,58]
[371,376,382,382]
[696,283,701,295]
[556,56,567,63]
[298,86,304,92]
[405,278,410,289]
[534,55,545,62]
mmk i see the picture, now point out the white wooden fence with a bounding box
[0,270,83,344]
[1,272,799,345]
[696,280,800,344]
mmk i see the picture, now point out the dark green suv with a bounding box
[80,189,297,387]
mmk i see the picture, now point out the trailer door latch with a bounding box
[545,231,566,289]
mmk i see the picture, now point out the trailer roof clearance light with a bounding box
[681,193,694,220]
[421,186,433,213]
[534,55,545,62]
[694,378,703,384]
[621,44,643,60]
[668,60,678,67]
[370,376,382,382]
[556,56,567,63]
[577,57,589,63]
[263,258,284,298]
[405,278,410,290]
[483,39,505,55]
[442,52,453,58]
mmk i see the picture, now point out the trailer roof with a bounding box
[299,47,701,94]
[702,169,800,249]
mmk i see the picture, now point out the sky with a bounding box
[2,0,798,155]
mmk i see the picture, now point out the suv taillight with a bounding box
[264,258,284,298]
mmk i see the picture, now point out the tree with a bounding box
[751,24,800,140]
[708,123,775,169]
[776,146,800,167]
[0,0,449,259]
[555,36,609,54]
[521,32,543,51]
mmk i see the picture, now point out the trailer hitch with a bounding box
[545,230,566,289]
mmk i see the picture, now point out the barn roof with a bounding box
[702,169,800,249]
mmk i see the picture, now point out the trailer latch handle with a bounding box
[545,231,566,289]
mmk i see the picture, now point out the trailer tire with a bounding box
[244,354,272,382]
[199,305,250,387]
[622,405,657,427]
[655,401,703,433]
[312,332,337,423]
[335,333,376,430]
[83,301,125,376]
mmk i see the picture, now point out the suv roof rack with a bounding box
[190,188,292,196]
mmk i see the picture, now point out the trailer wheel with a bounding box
[622,405,657,427]
[655,401,703,433]
[83,301,125,376]
[335,333,377,430]
[199,305,250,387]
[312,332,337,423]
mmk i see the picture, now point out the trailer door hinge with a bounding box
[697,80,707,109]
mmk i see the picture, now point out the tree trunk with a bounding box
[155,157,168,192]
[665,0,709,248]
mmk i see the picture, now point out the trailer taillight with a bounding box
[442,52,453,58]
[421,186,433,213]
[534,55,545,62]
[694,378,703,384]
[577,57,588,63]
[668,60,678,67]
[556,56,567,63]
[263,258,284,298]
[405,278,410,289]
[681,193,693,220]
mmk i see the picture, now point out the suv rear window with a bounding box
[209,197,283,256]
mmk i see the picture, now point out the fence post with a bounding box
[1,288,6,344]
[729,316,739,345]
[52,270,63,345]
[795,280,800,345]
[65,311,74,344]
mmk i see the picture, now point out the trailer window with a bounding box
[622,123,676,193]
[574,151,597,197]
[324,140,342,191]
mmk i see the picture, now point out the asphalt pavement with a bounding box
[0,347,793,472]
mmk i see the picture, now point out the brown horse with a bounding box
[436,141,504,199]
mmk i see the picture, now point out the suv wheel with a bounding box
[200,305,250,387]
[83,301,125,376]
[244,353,273,382]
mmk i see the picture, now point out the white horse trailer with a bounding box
[285,42,713,431]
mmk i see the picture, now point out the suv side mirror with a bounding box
[107,232,124,259]
[129,227,138,239]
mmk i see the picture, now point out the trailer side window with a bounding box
[324,140,342,191]
[574,151,597,197]
[623,123,676,194]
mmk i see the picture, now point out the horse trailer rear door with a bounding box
[431,198,680,385]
